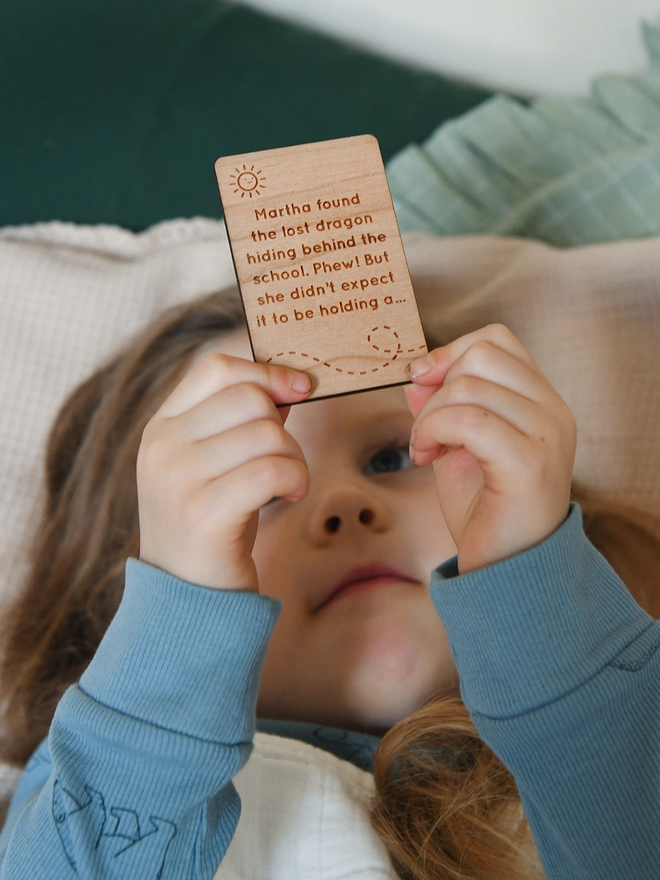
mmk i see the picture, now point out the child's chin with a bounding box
[340,618,451,730]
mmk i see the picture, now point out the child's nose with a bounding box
[324,507,374,534]
[307,488,390,545]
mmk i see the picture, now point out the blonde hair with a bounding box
[371,697,543,880]
[1,289,659,879]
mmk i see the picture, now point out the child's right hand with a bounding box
[136,354,312,591]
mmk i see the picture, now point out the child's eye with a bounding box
[364,446,414,475]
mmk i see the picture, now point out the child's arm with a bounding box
[430,503,660,879]
[1,560,281,879]
[0,355,313,879]
[407,324,659,877]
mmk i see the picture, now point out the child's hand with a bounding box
[136,354,312,591]
[405,325,576,573]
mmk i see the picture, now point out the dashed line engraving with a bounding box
[264,327,425,373]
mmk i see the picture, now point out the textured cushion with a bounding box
[0,220,235,606]
[0,0,490,230]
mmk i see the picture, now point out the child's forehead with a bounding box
[312,385,408,415]
[287,384,412,445]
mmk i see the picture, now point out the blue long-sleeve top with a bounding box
[1,504,658,878]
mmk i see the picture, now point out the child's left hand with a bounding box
[405,324,577,573]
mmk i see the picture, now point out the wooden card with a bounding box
[215,134,427,399]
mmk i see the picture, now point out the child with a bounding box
[0,288,658,879]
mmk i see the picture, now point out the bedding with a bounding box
[387,18,660,246]
[202,732,393,879]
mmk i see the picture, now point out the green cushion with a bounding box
[386,18,660,246]
[0,0,491,230]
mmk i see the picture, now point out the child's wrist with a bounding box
[138,550,260,593]
[456,504,572,574]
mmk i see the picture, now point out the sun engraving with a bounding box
[230,165,266,198]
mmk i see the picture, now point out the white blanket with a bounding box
[217,733,395,880]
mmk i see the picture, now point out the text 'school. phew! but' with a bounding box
[215,135,427,400]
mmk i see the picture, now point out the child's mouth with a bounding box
[319,564,418,609]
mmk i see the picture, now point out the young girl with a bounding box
[0,287,658,879]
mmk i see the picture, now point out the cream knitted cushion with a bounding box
[0,219,236,608]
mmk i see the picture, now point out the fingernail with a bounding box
[288,371,312,393]
[406,356,432,379]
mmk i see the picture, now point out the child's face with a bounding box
[197,330,459,732]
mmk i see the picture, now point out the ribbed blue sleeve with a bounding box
[0,558,281,879]
[430,504,660,879]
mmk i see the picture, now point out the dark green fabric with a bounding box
[0,0,492,230]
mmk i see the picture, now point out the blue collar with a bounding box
[256,719,382,773]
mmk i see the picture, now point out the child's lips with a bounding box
[318,564,419,610]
